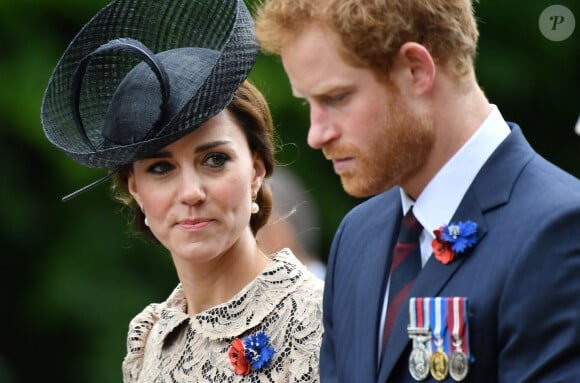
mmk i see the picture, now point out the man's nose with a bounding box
[307,105,339,149]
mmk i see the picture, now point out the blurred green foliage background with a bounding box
[0,0,578,381]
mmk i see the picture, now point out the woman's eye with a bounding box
[147,161,174,174]
[204,153,230,168]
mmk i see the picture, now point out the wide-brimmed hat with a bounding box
[41,0,258,173]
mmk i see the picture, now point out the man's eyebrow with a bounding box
[292,83,354,100]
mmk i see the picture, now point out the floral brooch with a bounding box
[432,220,478,264]
[228,331,275,375]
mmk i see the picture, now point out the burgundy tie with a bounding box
[382,207,423,347]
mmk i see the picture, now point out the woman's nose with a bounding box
[177,169,205,205]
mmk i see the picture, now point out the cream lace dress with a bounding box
[122,249,324,382]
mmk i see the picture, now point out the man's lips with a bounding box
[330,157,353,172]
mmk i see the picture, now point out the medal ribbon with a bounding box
[409,298,433,352]
[416,298,422,328]
[445,297,471,358]
[409,298,430,331]
[409,297,417,329]
[423,298,432,353]
[430,297,449,354]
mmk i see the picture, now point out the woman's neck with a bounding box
[173,230,271,315]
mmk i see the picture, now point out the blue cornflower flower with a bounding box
[440,220,478,254]
[243,331,275,370]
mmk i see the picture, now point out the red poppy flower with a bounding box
[228,338,251,375]
[432,228,455,265]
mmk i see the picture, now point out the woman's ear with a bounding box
[251,153,267,194]
[127,172,143,209]
[398,42,436,95]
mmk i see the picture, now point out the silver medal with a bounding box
[449,350,469,381]
[409,346,430,381]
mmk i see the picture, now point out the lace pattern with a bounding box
[123,249,324,382]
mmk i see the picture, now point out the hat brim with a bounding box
[41,0,258,168]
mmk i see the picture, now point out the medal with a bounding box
[447,297,470,381]
[411,297,472,381]
[449,350,469,381]
[408,298,431,381]
[429,297,449,381]
[430,349,449,381]
[409,346,430,381]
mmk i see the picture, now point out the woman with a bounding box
[40,0,323,381]
[118,80,323,382]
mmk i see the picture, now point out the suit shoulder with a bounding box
[519,155,580,205]
[342,187,401,222]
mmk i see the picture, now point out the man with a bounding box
[255,0,580,382]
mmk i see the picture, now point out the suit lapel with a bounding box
[377,124,532,381]
[354,195,403,380]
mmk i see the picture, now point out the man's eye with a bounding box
[205,153,230,168]
[332,93,348,102]
[323,93,347,105]
[147,161,173,174]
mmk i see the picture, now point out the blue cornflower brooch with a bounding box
[432,220,478,264]
[228,331,275,375]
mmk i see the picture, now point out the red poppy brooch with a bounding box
[432,220,478,264]
[228,331,275,375]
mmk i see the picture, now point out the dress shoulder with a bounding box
[122,286,185,382]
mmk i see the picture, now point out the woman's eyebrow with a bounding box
[194,140,232,153]
[141,140,233,159]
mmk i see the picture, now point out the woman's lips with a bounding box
[177,218,214,231]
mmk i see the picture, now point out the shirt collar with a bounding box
[401,105,510,237]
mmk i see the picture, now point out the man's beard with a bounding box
[337,95,435,198]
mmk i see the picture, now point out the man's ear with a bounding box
[398,42,436,95]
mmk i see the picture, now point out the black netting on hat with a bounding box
[41,0,257,168]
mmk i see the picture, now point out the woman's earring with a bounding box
[140,205,149,227]
[251,201,260,214]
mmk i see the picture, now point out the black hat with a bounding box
[41,0,258,199]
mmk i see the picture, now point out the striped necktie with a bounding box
[383,207,423,347]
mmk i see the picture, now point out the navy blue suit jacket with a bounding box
[320,126,580,382]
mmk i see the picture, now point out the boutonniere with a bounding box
[228,331,275,375]
[432,220,478,264]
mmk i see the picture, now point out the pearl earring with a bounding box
[144,217,149,227]
[251,201,260,214]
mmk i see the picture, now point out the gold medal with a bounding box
[429,298,449,381]
[429,348,449,381]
